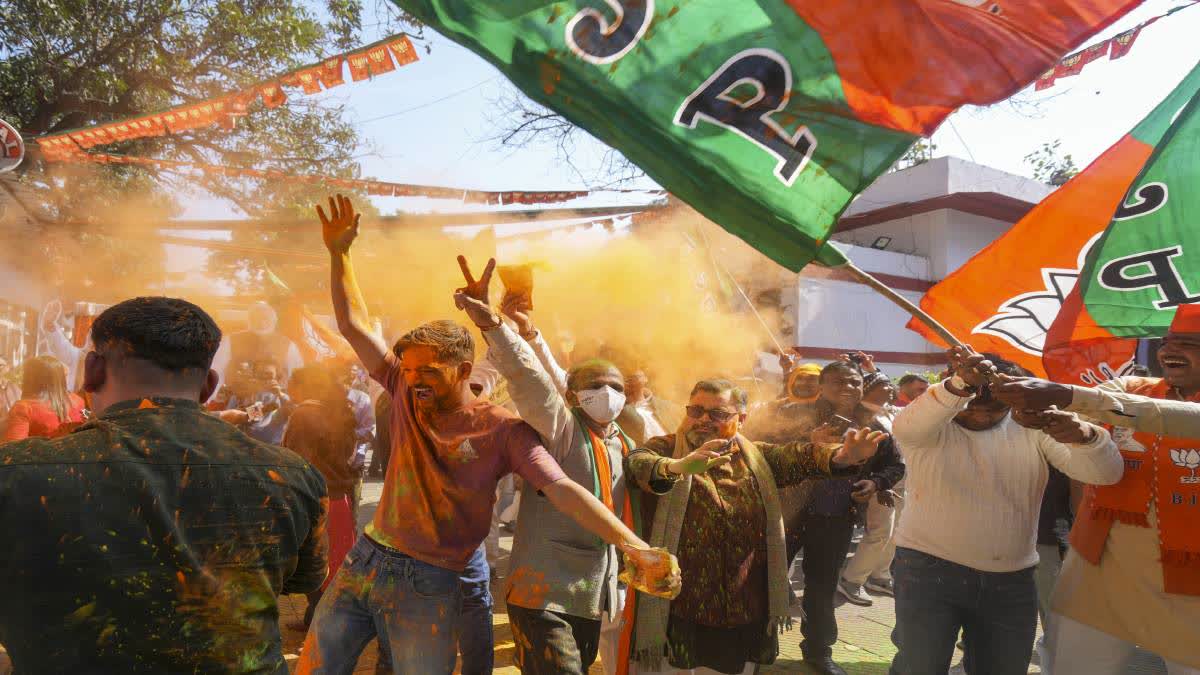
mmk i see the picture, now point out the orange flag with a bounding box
[908,135,1152,376]
[388,36,419,66]
[347,52,371,81]
[911,64,1200,381]
[366,44,396,76]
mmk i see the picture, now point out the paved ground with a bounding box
[0,478,1168,674]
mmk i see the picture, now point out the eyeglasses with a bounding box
[685,405,737,423]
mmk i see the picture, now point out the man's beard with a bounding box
[685,427,720,447]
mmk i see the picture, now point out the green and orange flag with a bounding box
[1044,62,1200,383]
[910,61,1200,383]
[1075,68,1200,336]
[392,0,1138,271]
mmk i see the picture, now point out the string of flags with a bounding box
[68,151,665,206]
[1035,2,1197,91]
[35,35,420,161]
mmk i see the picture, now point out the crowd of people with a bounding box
[0,193,1198,675]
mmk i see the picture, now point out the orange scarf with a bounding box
[582,424,638,675]
[1073,377,1200,594]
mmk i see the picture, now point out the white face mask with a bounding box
[576,385,627,424]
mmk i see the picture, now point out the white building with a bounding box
[778,157,1053,378]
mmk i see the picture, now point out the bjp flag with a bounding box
[392,0,1137,273]
[910,63,1200,380]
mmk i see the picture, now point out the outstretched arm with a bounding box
[318,195,388,375]
[993,375,1200,438]
[541,478,648,549]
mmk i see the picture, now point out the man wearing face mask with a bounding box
[211,301,304,390]
[888,348,1123,675]
[300,198,673,675]
[458,257,641,675]
[624,378,889,674]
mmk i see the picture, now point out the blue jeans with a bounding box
[304,535,464,675]
[456,545,495,674]
[890,547,1037,675]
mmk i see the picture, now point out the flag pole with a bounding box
[840,261,964,349]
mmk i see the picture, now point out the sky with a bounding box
[174,0,1200,255]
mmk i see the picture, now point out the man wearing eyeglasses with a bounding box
[623,378,889,675]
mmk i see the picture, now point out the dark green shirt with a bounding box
[0,397,328,674]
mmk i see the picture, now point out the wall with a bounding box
[933,210,1014,281]
[776,157,1052,379]
[774,243,940,378]
[842,156,1051,217]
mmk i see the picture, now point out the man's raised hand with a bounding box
[833,427,888,466]
[453,255,500,328]
[317,194,361,254]
[947,344,996,389]
[500,292,535,337]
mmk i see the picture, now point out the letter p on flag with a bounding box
[675,49,817,187]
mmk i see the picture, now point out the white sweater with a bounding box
[892,382,1124,573]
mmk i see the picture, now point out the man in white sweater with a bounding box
[888,348,1123,675]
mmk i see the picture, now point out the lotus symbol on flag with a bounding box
[974,267,1078,355]
[1171,448,1200,484]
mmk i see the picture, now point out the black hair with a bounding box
[90,297,222,373]
[863,371,893,393]
[898,373,929,387]
[974,352,1024,404]
[819,360,862,383]
[979,352,1024,378]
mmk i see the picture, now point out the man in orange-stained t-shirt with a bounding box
[297,195,675,675]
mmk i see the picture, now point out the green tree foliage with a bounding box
[1024,139,1079,187]
[891,138,937,171]
[0,0,415,299]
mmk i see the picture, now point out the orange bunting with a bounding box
[319,57,347,89]
[1034,6,1182,92]
[388,36,419,66]
[50,149,663,207]
[297,68,323,94]
[259,83,287,109]
[347,52,372,81]
[366,45,395,76]
[36,34,419,154]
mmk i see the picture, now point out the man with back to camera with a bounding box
[0,296,329,674]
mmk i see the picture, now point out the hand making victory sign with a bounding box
[454,255,501,328]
